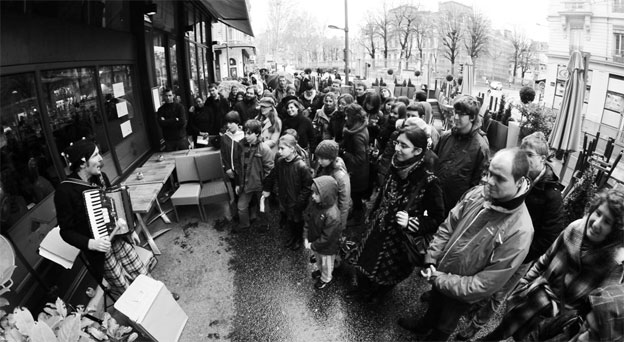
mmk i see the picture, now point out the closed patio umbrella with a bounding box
[548,50,588,179]
[461,57,474,97]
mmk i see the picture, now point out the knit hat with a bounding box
[258,97,275,108]
[63,139,96,169]
[315,140,339,160]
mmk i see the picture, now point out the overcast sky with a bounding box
[247,0,550,41]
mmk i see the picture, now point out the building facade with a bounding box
[0,0,252,312]
[212,22,256,81]
[544,0,624,149]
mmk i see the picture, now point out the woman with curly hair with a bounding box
[480,189,624,341]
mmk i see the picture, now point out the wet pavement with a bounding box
[146,201,506,342]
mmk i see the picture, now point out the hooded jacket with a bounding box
[341,121,370,193]
[315,157,351,229]
[220,130,245,175]
[306,176,341,255]
[434,116,490,213]
[425,183,534,304]
[524,163,565,262]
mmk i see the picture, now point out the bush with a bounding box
[519,103,556,140]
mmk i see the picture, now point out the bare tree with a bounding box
[359,17,378,66]
[519,41,538,79]
[266,0,294,60]
[463,11,490,67]
[438,9,463,74]
[509,28,531,84]
[412,12,432,70]
[373,2,392,67]
[284,12,323,66]
[391,4,420,70]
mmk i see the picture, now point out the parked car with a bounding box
[489,81,503,90]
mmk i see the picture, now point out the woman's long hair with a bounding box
[265,106,281,134]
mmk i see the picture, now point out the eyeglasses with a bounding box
[393,140,414,150]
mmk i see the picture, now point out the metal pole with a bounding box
[344,0,349,85]
[225,27,230,78]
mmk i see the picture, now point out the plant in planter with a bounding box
[1,297,138,342]
[518,103,556,140]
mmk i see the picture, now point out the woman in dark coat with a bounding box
[348,126,445,303]
[282,99,315,150]
[329,94,353,143]
[339,104,369,224]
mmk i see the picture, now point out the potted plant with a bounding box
[1,297,138,342]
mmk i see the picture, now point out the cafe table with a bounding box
[126,184,164,255]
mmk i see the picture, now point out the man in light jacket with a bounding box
[398,148,534,341]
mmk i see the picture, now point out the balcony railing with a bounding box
[560,1,592,15]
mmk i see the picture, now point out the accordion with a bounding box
[83,186,135,240]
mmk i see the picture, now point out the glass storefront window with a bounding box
[169,38,180,97]
[40,67,117,179]
[99,65,150,173]
[199,47,207,96]
[154,33,169,92]
[0,73,60,232]
[188,41,200,98]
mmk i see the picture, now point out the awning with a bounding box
[199,0,254,37]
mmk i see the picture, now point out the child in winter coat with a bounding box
[314,140,351,230]
[263,134,313,250]
[220,111,245,218]
[304,175,341,289]
[234,119,274,232]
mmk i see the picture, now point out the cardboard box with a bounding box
[114,275,187,341]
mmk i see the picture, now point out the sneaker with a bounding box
[397,317,430,335]
[457,322,481,341]
[314,279,332,289]
[311,270,321,279]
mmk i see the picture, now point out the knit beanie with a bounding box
[315,140,339,160]
[63,139,96,170]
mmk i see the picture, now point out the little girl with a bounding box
[304,175,341,289]
[263,135,312,250]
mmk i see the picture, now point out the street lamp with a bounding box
[328,0,349,84]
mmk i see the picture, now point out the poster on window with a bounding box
[605,91,624,114]
[553,96,563,110]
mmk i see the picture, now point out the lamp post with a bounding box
[328,0,349,84]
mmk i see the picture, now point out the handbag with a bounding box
[397,177,430,267]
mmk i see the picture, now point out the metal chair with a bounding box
[194,152,230,217]
[170,155,204,221]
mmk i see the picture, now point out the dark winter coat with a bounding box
[204,94,229,135]
[55,173,111,281]
[263,155,313,220]
[282,112,315,149]
[434,117,490,213]
[524,163,565,262]
[328,111,346,143]
[157,102,187,141]
[352,156,445,285]
[233,98,258,125]
[306,176,341,255]
[311,107,335,152]
[299,91,323,114]
[340,121,369,193]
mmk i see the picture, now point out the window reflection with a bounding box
[154,33,169,92]
[0,73,59,232]
[40,67,114,177]
[99,65,149,172]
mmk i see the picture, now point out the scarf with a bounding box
[323,105,335,116]
[391,153,424,180]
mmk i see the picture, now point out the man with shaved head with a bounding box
[398,148,535,341]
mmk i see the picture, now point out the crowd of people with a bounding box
[146,73,623,341]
